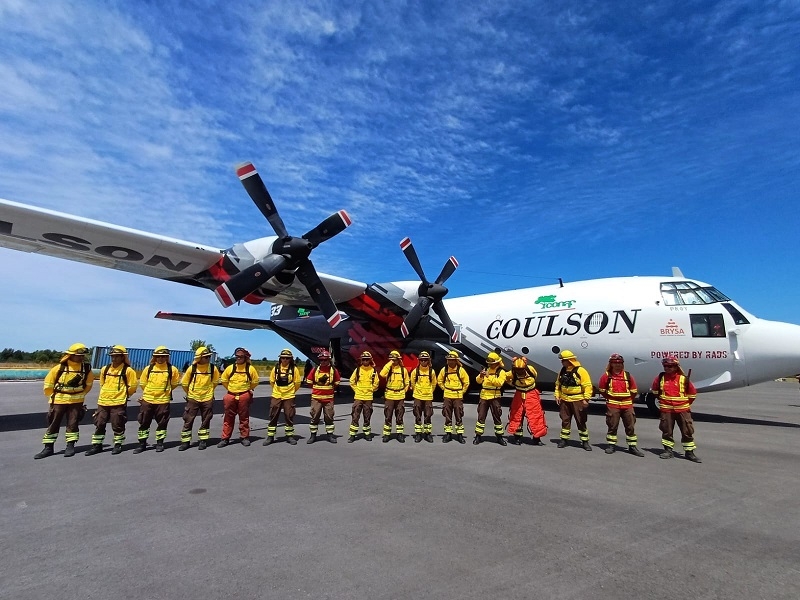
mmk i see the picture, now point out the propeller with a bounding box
[214,162,352,328]
[398,237,459,342]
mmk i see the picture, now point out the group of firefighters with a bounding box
[34,344,701,463]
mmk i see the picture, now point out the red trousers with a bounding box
[506,389,548,438]
[221,391,253,439]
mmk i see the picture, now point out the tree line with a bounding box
[1,348,64,363]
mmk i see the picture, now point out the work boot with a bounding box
[496,435,508,446]
[557,439,567,449]
[240,438,251,447]
[425,433,434,443]
[287,436,297,445]
[473,435,482,445]
[685,451,702,463]
[628,445,645,457]
[307,433,317,445]
[605,445,616,454]
[263,436,274,446]
[659,447,674,459]
[64,442,76,458]
[85,444,103,456]
[348,435,356,443]
[456,434,465,444]
[509,436,521,446]
[414,433,423,443]
[112,444,122,455]
[133,440,147,454]
[382,435,390,443]
[217,439,230,448]
[178,442,190,451]
[34,444,54,460]
[328,434,337,444]
[397,434,406,443]
[531,437,544,446]
[198,440,207,450]
[442,433,452,443]
[581,441,592,451]
[155,440,165,453]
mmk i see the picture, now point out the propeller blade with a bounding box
[400,237,428,284]
[295,258,342,327]
[400,297,432,338]
[303,210,353,248]
[236,162,289,238]
[431,301,458,343]
[434,256,459,285]
[214,254,287,307]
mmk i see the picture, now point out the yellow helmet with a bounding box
[194,346,212,358]
[446,350,460,360]
[66,343,89,355]
[418,351,431,360]
[558,349,579,366]
[486,352,502,365]
[279,349,293,358]
[109,345,127,355]
[512,357,527,369]
[153,346,170,356]
[388,350,401,359]
[360,351,373,359]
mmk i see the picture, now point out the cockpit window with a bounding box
[660,282,730,306]
[722,302,750,325]
[690,314,726,337]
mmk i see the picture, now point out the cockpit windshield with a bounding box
[660,281,730,306]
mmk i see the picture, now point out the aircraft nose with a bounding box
[740,319,800,385]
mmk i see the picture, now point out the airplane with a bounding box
[3,161,800,414]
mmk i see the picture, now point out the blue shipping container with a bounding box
[91,347,214,373]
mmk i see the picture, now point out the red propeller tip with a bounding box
[400,237,411,250]
[236,162,257,180]
[328,312,343,328]
[214,285,235,308]
[339,210,352,227]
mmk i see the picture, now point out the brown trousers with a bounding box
[412,398,433,431]
[475,398,503,435]
[351,400,374,427]
[441,397,465,433]
[659,410,696,450]
[309,399,335,434]
[92,406,127,442]
[137,401,170,441]
[43,403,84,444]
[383,399,405,426]
[559,400,589,441]
[268,397,296,437]
[182,400,213,440]
[605,406,636,443]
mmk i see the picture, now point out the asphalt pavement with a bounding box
[1,380,799,600]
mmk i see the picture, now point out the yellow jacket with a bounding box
[409,366,436,401]
[350,366,379,401]
[437,366,469,399]
[140,364,181,404]
[220,364,259,393]
[97,364,138,406]
[43,360,95,404]
[476,367,508,400]
[509,365,537,391]
[181,365,220,402]
[270,366,301,399]
[555,366,593,402]
[380,363,409,401]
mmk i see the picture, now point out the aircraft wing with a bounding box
[0,198,223,283]
[155,311,281,330]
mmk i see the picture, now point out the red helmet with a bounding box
[318,350,331,360]
[609,353,624,363]
[661,355,679,366]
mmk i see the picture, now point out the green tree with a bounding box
[190,340,216,354]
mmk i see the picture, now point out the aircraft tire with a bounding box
[643,392,660,417]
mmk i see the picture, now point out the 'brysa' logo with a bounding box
[660,319,685,336]
[534,294,576,311]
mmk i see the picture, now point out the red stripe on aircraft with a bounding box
[215,285,235,307]
[328,312,342,328]
[449,256,459,268]
[236,162,257,180]
[339,210,352,227]
[400,237,411,251]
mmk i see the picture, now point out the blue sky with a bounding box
[0,0,798,360]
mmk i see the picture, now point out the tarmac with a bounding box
[1,380,799,600]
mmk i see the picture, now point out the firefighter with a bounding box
[306,350,341,444]
[505,356,547,446]
[86,345,137,456]
[651,355,700,463]
[179,346,220,451]
[554,350,593,450]
[264,349,301,445]
[598,354,644,457]
[135,346,181,453]
[474,351,509,445]
[35,343,95,459]
[380,350,409,442]
[437,350,470,443]
[409,351,436,443]
[218,347,259,447]
[348,351,380,442]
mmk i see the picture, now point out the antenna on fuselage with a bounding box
[558,278,564,288]
[672,267,684,277]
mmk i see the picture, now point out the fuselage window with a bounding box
[690,314,726,337]
[660,282,731,306]
[722,303,750,325]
